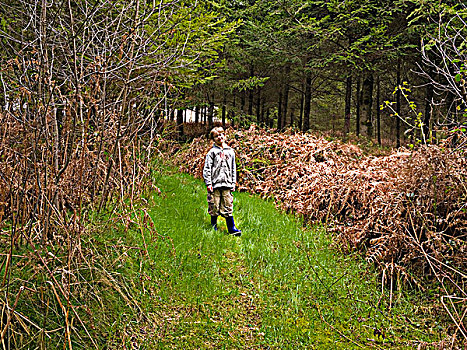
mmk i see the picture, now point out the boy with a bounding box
[203,127,242,236]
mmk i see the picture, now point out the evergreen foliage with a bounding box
[187,0,466,145]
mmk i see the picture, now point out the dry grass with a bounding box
[0,110,164,348]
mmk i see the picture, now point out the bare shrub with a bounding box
[0,0,232,347]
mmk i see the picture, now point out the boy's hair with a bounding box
[209,126,224,140]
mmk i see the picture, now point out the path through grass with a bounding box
[97,169,446,349]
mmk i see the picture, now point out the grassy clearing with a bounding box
[85,167,448,349]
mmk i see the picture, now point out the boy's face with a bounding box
[212,131,225,147]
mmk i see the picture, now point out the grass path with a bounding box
[103,169,445,349]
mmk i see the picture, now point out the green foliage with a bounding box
[144,1,240,96]
[383,81,429,144]
[230,76,270,91]
[199,0,429,131]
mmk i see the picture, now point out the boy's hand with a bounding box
[207,185,213,192]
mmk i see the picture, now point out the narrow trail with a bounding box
[138,170,443,349]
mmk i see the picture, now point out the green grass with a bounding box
[89,168,447,349]
[1,167,452,349]
[2,167,448,349]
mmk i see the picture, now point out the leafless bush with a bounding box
[0,0,230,347]
[417,3,467,129]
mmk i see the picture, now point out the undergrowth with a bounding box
[2,166,457,348]
[86,168,453,348]
[174,125,467,343]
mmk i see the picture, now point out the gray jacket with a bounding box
[203,145,237,190]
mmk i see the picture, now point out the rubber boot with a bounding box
[211,216,218,231]
[225,216,241,236]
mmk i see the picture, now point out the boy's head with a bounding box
[210,127,225,147]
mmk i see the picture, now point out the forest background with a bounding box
[0,0,466,348]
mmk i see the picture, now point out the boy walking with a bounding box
[203,127,242,236]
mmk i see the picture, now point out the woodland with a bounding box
[0,0,466,348]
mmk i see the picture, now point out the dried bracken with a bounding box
[175,125,467,341]
[0,108,161,347]
[0,0,207,345]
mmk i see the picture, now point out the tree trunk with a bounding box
[303,74,312,131]
[222,95,226,128]
[282,65,290,129]
[267,108,272,128]
[195,105,200,123]
[241,90,245,113]
[344,74,352,136]
[376,76,381,145]
[248,91,253,116]
[248,90,253,116]
[256,88,261,124]
[396,59,401,147]
[231,92,236,128]
[248,66,254,116]
[177,108,184,139]
[208,101,214,128]
[277,83,283,131]
[356,77,361,137]
[361,72,374,138]
[299,82,304,131]
[260,96,265,126]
